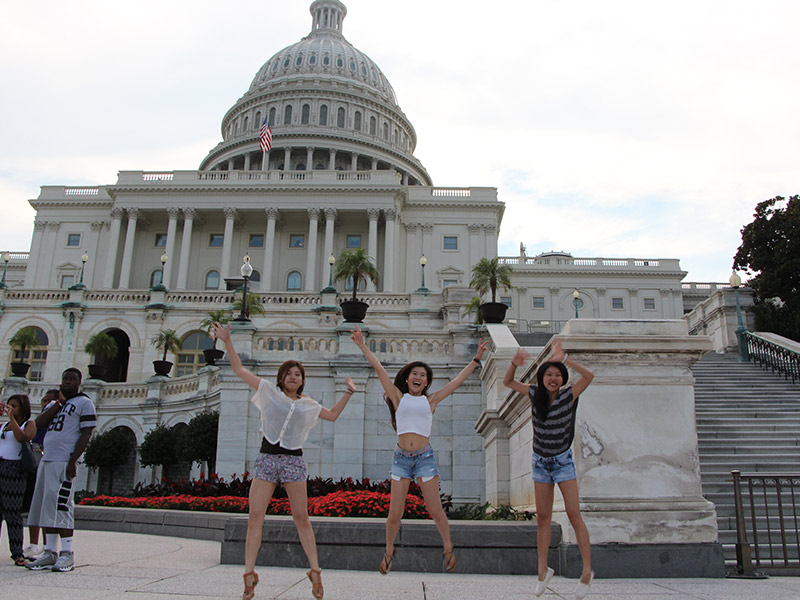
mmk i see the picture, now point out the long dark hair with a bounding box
[7,394,32,423]
[276,360,305,396]
[385,361,433,431]
[531,361,569,421]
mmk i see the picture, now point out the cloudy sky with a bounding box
[1,0,797,282]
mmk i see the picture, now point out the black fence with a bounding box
[744,332,800,384]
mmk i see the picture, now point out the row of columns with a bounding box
[103,206,397,292]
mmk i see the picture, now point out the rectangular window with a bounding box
[61,274,74,288]
[289,234,305,248]
[532,296,545,309]
[209,234,224,247]
[442,235,458,250]
[346,234,361,249]
[66,233,81,247]
[500,296,512,308]
[154,233,167,247]
[643,297,656,310]
[249,234,264,247]
[443,279,458,287]
[611,297,624,310]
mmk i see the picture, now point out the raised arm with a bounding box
[350,327,401,406]
[428,339,489,407]
[319,376,357,422]
[7,409,36,443]
[503,347,532,395]
[211,322,261,390]
[550,340,594,399]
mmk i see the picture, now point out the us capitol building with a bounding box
[0,1,725,500]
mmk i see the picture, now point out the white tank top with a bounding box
[395,393,432,437]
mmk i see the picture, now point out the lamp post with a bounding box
[0,252,11,289]
[321,253,336,293]
[70,251,90,290]
[729,271,749,362]
[416,255,429,293]
[233,254,253,322]
[150,252,168,291]
[572,288,584,318]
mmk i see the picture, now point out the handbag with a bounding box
[20,439,38,472]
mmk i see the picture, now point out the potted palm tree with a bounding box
[462,296,485,325]
[8,327,39,377]
[84,331,118,380]
[151,329,181,377]
[200,309,230,366]
[470,257,513,324]
[231,293,265,320]
[333,247,379,323]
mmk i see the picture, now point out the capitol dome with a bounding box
[200,0,432,186]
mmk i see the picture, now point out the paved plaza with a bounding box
[0,530,797,599]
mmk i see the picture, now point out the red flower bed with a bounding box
[80,490,430,519]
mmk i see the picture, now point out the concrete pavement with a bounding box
[1,530,798,600]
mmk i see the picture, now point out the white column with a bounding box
[484,223,498,258]
[371,158,378,170]
[39,222,60,288]
[350,153,358,171]
[306,147,314,170]
[176,208,195,290]
[261,151,269,170]
[468,224,481,269]
[219,207,237,290]
[366,208,379,292]
[262,207,278,291]
[322,208,336,287]
[102,207,124,288]
[88,220,104,289]
[383,209,395,293]
[421,223,433,261]
[404,222,418,292]
[283,147,292,170]
[24,221,47,288]
[304,208,319,291]
[162,207,179,288]
[329,149,336,169]
[244,153,251,171]
[118,207,139,289]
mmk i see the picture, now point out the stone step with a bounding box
[699,440,800,449]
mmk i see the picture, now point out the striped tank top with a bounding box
[529,385,578,457]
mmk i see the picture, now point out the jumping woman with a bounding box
[351,326,488,574]
[213,322,357,600]
[503,339,594,599]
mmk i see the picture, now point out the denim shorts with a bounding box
[253,452,307,484]
[531,448,577,484]
[391,444,439,482]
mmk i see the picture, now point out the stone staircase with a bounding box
[692,352,800,565]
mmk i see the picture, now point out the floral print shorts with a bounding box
[253,452,307,484]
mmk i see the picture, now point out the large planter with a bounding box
[87,363,107,380]
[203,348,225,366]
[479,302,508,324]
[340,299,369,323]
[153,360,173,377]
[9,361,30,377]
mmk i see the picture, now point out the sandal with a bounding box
[14,556,27,567]
[306,568,324,599]
[378,548,396,575]
[443,548,457,573]
[242,571,259,600]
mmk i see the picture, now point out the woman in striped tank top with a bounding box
[504,340,595,600]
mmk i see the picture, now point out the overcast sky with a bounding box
[1,0,797,282]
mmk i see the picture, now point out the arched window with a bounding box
[250,270,261,282]
[205,270,220,290]
[255,111,261,127]
[283,105,293,125]
[354,111,362,131]
[287,271,302,291]
[337,107,346,128]
[9,326,48,382]
[319,105,328,126]
[175,331,214,377]
[150,269,163,288]
[301,104,310,125]
[383,123,389,139]
[369,116,376,135]
[268,107,276,126]
[243,116,249,130]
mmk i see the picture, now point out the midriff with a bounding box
[398,432,430,452]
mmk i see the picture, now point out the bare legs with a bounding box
[384,478,411,559]
[284,481,320,572]
[244,479,277,574]
[534,479,592,584]
[418,476,454,557]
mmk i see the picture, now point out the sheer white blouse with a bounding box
[250,379,322,450]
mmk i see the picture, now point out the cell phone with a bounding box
[0,401,6,416]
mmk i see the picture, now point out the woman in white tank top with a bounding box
[351,326,488,575]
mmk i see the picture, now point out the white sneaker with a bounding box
[23,544,43,559]
[574,570,594,599]
[25,549,57,570]
[533,567,554,596]
[51,551,75,572]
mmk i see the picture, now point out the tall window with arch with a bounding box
[337,107,346,128]
[243,116,249,131]
[150,269,163,288]
[268,107,276,126]
[369,116,376,135]
[205,270,220,290]
[283,104,293,125]
[287,271,302,291]
[8,326,48,382]
[382,123,389,139]
[354,110,362,131]
[301,104,310,125]
[319,105,328,126]
[175,331,214,376]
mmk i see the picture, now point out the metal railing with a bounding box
[744,332,800,383]
[731,470,800,576]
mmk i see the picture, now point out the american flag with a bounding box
[259,116,272,152]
